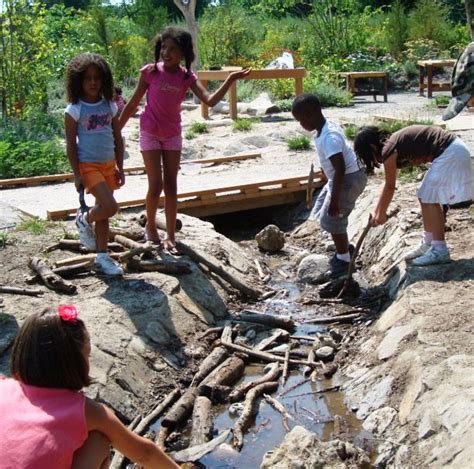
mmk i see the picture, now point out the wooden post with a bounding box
[295,77,303,96]
[229,81,238,120]
[419,65,424,96]
[383,74,388,103]
[201,80,209,118]
[427,64,433,98]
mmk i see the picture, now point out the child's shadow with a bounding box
[0,312,19,376]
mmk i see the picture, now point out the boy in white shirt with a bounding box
[292,93,367,279]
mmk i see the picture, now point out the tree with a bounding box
[466,0,474,39]
[172,0,200,68]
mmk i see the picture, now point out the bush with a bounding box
[287,135,311,151]
[276,99,293,112]
[232,118,256,132]
[185,131,196,140]
[189,122,209,134]
[304,79,353,107]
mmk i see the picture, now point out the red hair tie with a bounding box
[58,305,79,323]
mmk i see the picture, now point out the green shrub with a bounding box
[377,118,434,134]
[398,165,429,182]
[304,80,353,107]
[276,99,293,112]
[434,95,450,106]
[0,231,9,249]
[287,135,311,151]
[344,124,358,140]
[17,217,49,235]
[185,131,196,140]
[189,122,209,134]
[236,80,261,103]
[232,118,256,132]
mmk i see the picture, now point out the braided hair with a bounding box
[64,52,114,104]
[353,126,391,174]
[153,26,195,78]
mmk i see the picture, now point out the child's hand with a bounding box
[371,211,387,226]
[229,68,252,81]
[74,175,83,191]
[116,168,125,187]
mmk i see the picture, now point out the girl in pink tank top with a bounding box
[0,305,179,469]
[119,26,250,254]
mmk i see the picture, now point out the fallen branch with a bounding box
[229,362,280,402]
[300,297,343,306]
[233,381,279,450]
[263,393,293,432]
[233,311,295,331]
[0,285,44,296]
[281,343,292,385]
[191,346,229,387]
[278,377,310,398]
[127,257,191,274]
[255,329,290,351]
[53,260,94,278]
[198,327,224,340]
[303,349,316,377]
[109,226,144,241]
[282,385,341,399]
[176,241,261,301]
[198,355,245,397]
[302,313,363,325]
[254,259,266,279]
[161,388,198,431]
[137,211,183,233]
[29,257,77,294]
[190,396,213,446]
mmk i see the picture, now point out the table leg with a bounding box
[229,81,238,120]
[427,66,433,99]
[419,67,424,96]
[383,74,388,102]
[295,77,303,96]
[200,80,209,119]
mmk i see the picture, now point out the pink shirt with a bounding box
[0,378,88,469]
[139,62,197,138]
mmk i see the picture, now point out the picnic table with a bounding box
[338,71,388,102]
[417,59,456,98]
[197,67,307,119]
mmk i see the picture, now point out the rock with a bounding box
[246,93,275,117]
[296,254,331,284]
[363,407,397,435]
[377,324,415,360]
[265,105,282,114]
[315,346,335,361]
[255,224,285,253]
[418,408,441,439]
[260,426,370,468]
[241,135,271,148]
[145,320,172,345]
[329,328,344,343]
[356,376,394,419]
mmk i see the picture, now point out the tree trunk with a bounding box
[466,0,474,40]
[173,0,200,69]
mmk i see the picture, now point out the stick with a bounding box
[160,388,198,431]
[29,257,77,294]
[255,329,289,351]
[191,346,229,387]
[263,394,293,432]
[281,343,292,385]
[0,286,44,296]
[232,311,295,331]
[282,385,341,399]
[254,259,266,279]
[190,396,213,446]
[301,313,362,325]
[303,349,316,377]
[300,297,343,306]
[278,377,310,397]
[127,257,192,274]
[198,327,224,340]
[134,389,180,436]
[229,362,280,402]
[233,381,279,450]
[175,241,261,301]
[306,163,315,209]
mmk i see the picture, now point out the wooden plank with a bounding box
[47,172,326,220]
[197,68,307,81]
[0,152,261,188]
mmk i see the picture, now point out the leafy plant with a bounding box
[0,231,9,249]
[398,165,429,182]
[232,118,255,132]
[275,99,293,112]
[287,135,311,151]
[435,95,450,106]
[304,79,353,107]
[185,131,196,140]
[377,118,434,134]
[17,217,49,235]
[344,124,358,140]
[189,122,209,134]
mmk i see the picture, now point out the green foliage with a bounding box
[189,122,209,134]
[287,135,310,151]
[384,0,408,58]
[377,118,434,134]
[185,130,196,140]
[236,80,261,103]
[435,95,450,106]
[276,99,293,112]
[344,124,358,140]
[398,165,429,182]
[232,118,258,132]
[0,231,9,249]
[304,78,353,107]
[17,217,49,235]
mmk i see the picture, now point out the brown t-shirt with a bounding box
[382,125,456,168]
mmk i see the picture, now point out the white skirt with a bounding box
[417,138,473,204]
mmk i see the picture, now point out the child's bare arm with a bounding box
[112,117,125,186]
[118,74,148,130]
[328,153,345,217]
[65,113,81,190]
[85,398,179,469]
[190,68,251,107]
[372,152,397,225]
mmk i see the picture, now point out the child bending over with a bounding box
[119,26,250,254]
[0,305,179,468]
[292,93,367,279]
[354,124,472,266]
[65,52,124,276]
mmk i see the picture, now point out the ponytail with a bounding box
[353,126,389,175]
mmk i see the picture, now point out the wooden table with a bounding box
[338,71,388,102]
[417,60,456,98]
[197,67,307,119]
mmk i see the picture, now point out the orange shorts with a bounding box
[79,160,120,193]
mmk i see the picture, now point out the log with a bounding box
[198,384,232,404]
[302,313,362,325]
[114,234,144,250]
[52,260,94,278]
[54,253,118,268]
[117,246,154,263]
[220,340,314,368]
[175,241,261,301]
[190,396,213,446]
[134,389,180,436]
[303,349,316,377]
[109,226,144,241]
[191,346,229,387]
[255,329,290,351]
[220,324,233,344]
[229,362,280,403]
[233,381,279,450]
[138,211,183,232]
[161,388,198,431]
[281,344,292,385]
[156,426,170,448]
[127,257,192,274]
[198,356,245,394]
[263,394,293,432]
[232,311,295,331]
[198,327,224,340]
[0,286,44,296]
[29,257,77,294]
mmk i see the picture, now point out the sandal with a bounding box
[163,240,182,256]
[144,232,163,249]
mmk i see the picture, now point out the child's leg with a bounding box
[420,201,445,242]
[142,150,163,242]
[88,182,118,251]
[72,430,110,469]
[161,150,181,248]
[331,233,350,255]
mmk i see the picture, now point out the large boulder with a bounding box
[260,425,370,468]
[255,224,285,252]
[297,253,331,284]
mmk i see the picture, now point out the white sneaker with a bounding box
[76,210,96,251]
[411,247,451,266]
[404,242,430,260]
[94,255,124,276]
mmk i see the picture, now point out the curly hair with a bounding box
[153,26,195,78]
[11,307,91,390]
[291,93,322,117]
[353,126,391,174]
[64,52,114,104]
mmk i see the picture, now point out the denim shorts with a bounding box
[310,169,367,234]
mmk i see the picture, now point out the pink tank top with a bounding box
[0,378,88,469]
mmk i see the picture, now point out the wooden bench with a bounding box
[417,59,456,98]
[338,71,388,102]
[197,68,307,119]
